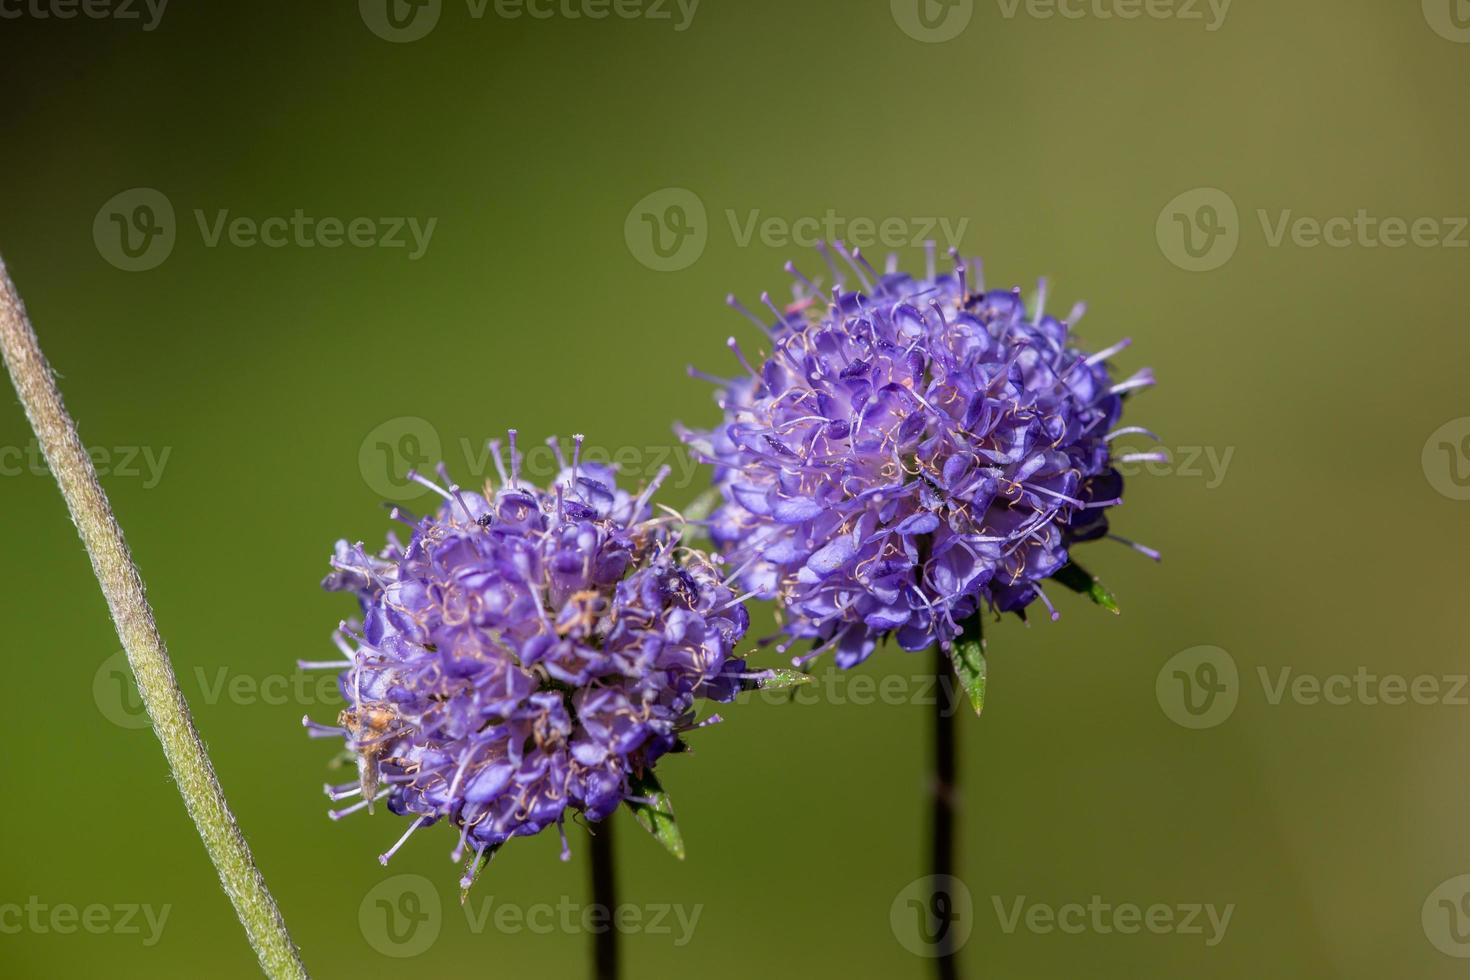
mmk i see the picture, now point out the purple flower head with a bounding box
[304,432,750,883]
[678,245,1159,670]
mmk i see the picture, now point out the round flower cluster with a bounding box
[304,435,749,880]
[679,246,1158,669]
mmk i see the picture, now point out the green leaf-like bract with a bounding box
[754,668,814,691]
[459,843,501,905]
[1052,561,1121,614]
[949,614,987,716]
[625,769,686,860]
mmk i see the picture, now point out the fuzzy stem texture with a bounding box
[0,258,308,979]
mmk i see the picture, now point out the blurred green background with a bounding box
[2,0,1469,976]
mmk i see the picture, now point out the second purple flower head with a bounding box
[679,245,1160,670]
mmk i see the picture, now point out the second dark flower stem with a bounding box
[589,818,619,980]
[932,644,960,980]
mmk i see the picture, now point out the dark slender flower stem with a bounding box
[589,819,620,980]
[0,258,308,979]
[932,644,960,980]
